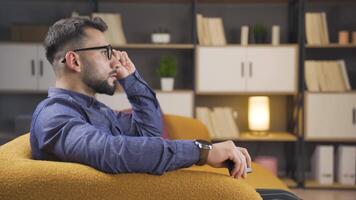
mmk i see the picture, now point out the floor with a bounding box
[291,189,356,200]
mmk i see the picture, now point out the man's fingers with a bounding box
[121,51,128,65]
[238,147,252,168]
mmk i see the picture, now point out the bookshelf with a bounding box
[300,0,356,189]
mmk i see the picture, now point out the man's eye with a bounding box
[101,50,108,56]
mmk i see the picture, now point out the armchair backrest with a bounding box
[163,114,211,141]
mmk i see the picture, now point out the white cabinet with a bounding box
[196,45,297,93]
[305,93,356,139]
[0,43,54,91]
[96,91,194,117]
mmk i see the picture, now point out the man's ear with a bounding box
[64,52,81,73]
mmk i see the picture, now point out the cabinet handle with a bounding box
[241,62,244,77]
[31,59,35,76]
[353,108,355,125]
[249,62,253,77]
[39,60,43,76]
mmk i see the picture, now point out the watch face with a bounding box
[196,140,213,150]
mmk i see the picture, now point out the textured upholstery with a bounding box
[0,115,267,200]
[164,114,289,191]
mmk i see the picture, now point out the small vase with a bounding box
[161,78,174,91]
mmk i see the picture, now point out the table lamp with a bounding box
[248,96,270,136]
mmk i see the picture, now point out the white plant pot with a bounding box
[151,33,171,44]
[161,78,174,91]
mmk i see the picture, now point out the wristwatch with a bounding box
[194,139,213,166]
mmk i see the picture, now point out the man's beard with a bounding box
[82,69,117,95]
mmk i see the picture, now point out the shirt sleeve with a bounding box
[115,71,163,137]
[31,99,200,174]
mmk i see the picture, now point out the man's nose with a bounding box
[110,50,121,68]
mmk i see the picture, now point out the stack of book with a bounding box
[304,60,351,92]
[92,13,127,46]
[196,107,239,140]
[196,14,227,45]
[305,12,330,45]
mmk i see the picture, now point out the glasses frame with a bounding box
[61,44,113,63]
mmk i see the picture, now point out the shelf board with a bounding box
[196,91,297,95]
[98,0,290,3]
[306,43,356,48]
[304,137,356,143]
[197,44,298,47]
[154,89,194,93]
[238,132,297,142]
[113,43,194,49]
[305,91,356,94]
[281,178,298,188]
[305,180,356,189]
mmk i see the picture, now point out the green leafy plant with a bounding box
[252,24,268,43]
[156,55,177,78]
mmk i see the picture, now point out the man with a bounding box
[30,17,251,179]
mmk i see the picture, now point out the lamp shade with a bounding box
[248,96,270,131]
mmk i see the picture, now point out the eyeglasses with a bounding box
[61,44,113,63]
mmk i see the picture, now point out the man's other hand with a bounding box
[206,141,252,179]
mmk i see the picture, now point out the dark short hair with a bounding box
[44,17,108,64]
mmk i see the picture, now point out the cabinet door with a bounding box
[0,43,37,90]
[305,93,356,139]
[196,47,247,93]
[156,92,193,117]
[37,46,55,91]
[96,91,194,117]
[246,46,297,93]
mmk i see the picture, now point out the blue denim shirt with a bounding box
[30,71,199,174]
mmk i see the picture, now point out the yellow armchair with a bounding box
[0,114,287,200]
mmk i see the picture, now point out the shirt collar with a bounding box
[48,87,99,108]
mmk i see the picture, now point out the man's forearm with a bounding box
[118,70,163,137]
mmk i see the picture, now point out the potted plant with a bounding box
[156,55,177,91]
[252,24,268,44]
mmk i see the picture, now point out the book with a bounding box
[312,145,334,185]
[336,145,356,185]
[305,12,330,45]
[195,14,226,46]
[338,60,351,91]
[304,61,320,91]
[92,13,127,46]
[196,107,216,139]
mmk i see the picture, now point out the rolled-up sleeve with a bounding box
[31,99,200,174]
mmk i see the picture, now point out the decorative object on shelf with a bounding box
[240,25,249,46]
[157,55,177,91]
[352,31,356,44]
[151,29,171,44]
[252,24,268,44]
[254,156,278,176]
[271,25,280,45]
[248,96,270,136]
[338,30,349,45]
